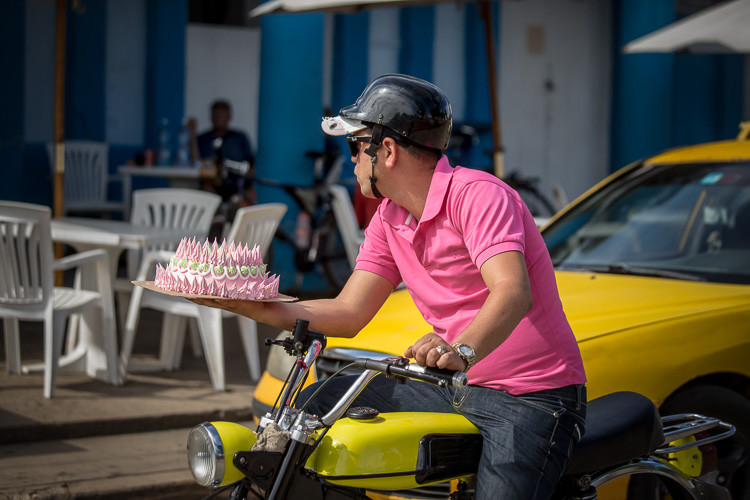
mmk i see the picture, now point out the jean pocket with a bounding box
[516,394,568,419]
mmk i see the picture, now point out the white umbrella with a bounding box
[624,0,750,54]
[250,0,506,176]
[252,0,462,15]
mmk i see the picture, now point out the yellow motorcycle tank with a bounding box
[305,412,482,490]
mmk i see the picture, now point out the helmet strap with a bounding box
[365,124,384,199]
[369,156,384,199]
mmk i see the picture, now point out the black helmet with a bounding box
[323,74,452,152]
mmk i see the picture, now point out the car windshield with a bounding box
[543,161,750,284]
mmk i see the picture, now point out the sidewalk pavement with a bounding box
[0,308,284,499]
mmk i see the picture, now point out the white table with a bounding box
[118,165,218,215]
[50,217,191,383]
[52,216,188,271]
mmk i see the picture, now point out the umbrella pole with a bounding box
[53,0,66,280]
[53,0,66,220]
[479,0,504,178]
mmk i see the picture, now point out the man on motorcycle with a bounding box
[191,74,587,500]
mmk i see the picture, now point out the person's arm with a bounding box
[187,117,201,163]
[405,250,532,371]
[189,269,395,337]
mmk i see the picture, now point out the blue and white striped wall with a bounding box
[1,0,744,286]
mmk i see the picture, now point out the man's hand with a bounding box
[404,332,468,372]
[187,117,198,135]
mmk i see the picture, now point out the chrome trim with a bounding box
[658,413,736,454]
[319,369,381,427]
[192,423,225,487]
[287,340,323,402]
[592,457,696,495]
[323,347,394,361]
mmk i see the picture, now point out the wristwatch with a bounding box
[451,343,477,370]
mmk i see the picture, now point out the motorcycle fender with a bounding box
[667,435,702,477]
[305,412,481,490]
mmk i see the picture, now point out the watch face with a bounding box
[457,344,475,360]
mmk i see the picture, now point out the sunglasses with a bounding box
[347,135,373,157]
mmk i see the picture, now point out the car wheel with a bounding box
[627,384,750,500]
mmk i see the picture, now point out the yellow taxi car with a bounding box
[253,124,750,499]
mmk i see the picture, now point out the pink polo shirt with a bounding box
[356,156,586,395]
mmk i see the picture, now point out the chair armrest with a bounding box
[53,248,109,271]
[53,249,114,300]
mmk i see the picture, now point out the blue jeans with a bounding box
[300,376,586,500]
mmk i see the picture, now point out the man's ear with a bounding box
[382,137,398,168]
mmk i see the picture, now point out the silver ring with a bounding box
[435,345,448,356]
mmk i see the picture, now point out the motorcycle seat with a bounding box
[564,391,665,474]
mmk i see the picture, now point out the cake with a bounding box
[153,237,280,300]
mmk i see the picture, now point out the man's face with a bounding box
[349,131,376,197]
[211,107,231,130]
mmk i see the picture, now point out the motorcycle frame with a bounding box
[189,325,734,500]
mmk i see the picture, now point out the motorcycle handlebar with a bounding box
[353,358,468,390]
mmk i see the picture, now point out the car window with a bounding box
[543,162,750,284]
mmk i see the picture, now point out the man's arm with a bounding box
[189,269,395,338]
[406,250,532,371]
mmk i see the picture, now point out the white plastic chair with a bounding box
[0,201,119,398]
[114,188,222,329]
[46,141,126,217]
[126,188,223,278]
[120,203,287,390]
[328,185,365,270]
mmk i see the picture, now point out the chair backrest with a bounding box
[47,141,110,212]
[130,188,222,248]
[328,185,365,270]
[127,188,221,278]
[226,203,287,258]
[0,201,54,316]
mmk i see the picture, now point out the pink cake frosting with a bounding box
[153,237,280,300]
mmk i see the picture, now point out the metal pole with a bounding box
[479,0,504,178]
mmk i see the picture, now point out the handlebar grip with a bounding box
[405,364,468,390]
[354,359,467,389]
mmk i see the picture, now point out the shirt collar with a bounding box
[380,155,453,227]
[420,155,453,223]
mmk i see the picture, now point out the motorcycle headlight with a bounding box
[187,422,257,488]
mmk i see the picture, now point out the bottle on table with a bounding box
[157,118,172,166]
[176,119,190,167]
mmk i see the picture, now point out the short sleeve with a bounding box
[355,203,402,287]
[451,179,526,269]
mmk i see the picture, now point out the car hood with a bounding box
[556,270,750,342]
[327,271,750,353]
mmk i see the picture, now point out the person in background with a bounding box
[188,99,256,207]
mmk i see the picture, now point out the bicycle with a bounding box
[446,124,560,224]
[257,150,353,294]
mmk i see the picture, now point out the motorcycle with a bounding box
[186,319,736,500]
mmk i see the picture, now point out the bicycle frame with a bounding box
[257,151,352,291]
